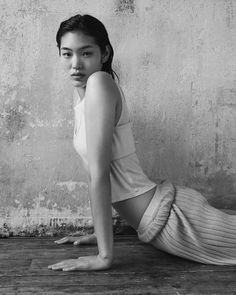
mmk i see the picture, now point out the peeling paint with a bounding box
[0,223,11,238]
[0,102,27,142]
[56,181,88,192]
[116,0,135,13]
[28,118,74,129]
[225,0,234,28]
[217,88,236,108]
[0,213,121,237]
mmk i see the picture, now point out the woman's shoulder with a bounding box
[87,70,114,84]
[87,71,119,92]
[86,71,120,103]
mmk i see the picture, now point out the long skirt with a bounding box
[137,181,236,265]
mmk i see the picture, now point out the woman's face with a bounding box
[60,31,105,88]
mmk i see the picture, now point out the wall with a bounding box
[0,0,235,236]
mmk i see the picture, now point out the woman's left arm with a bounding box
[48,72,119,271]
[84,72,120,268]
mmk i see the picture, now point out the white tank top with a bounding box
[73,85,156,203]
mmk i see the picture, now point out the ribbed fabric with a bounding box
[137,182,236,265]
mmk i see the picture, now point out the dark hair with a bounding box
[56,14,117,80]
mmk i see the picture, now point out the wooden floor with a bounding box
[0,236,236,295]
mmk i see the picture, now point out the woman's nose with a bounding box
[72,55,82,69]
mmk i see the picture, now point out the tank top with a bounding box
[73,85,156,203]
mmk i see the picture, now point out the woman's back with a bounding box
[73,75,156,219]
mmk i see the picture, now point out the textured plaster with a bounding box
[0,0,236,236]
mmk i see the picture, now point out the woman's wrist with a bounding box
[97,253,113,268]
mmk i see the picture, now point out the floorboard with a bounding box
[0,236,236,294]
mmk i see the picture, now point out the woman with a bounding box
[48,14,236,271]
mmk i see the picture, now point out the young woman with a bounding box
[48,14,236,271]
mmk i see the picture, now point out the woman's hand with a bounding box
[48,255,112,271]
[54,233,97,246]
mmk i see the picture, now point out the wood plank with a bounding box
[0,270,236,295]
[0,237,236,295]
[0,286,173,295]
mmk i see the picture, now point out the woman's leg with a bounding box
[152,186,236,265]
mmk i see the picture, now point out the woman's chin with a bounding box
[71,80,87,88]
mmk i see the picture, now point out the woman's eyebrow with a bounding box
[60,47,72,51]
[61,45,94,51]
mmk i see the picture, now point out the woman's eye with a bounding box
[83,52,92,57]
[62,52,72,58]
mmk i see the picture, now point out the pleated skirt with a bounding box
[137,181,236,265]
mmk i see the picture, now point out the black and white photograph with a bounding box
[0,0,236,294]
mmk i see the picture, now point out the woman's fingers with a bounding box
[48,260,75,270]
[48,256,108,271]
[54,237,67,244]
[54,237,70,244]
[48,255,111,271]
[54,234,97,245]
[48,260,70,270]
[54,236,78,244]
[48,259,86,271]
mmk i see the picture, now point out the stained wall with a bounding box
[0,0,235,235]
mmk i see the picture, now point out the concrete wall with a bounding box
[0,0,235,236]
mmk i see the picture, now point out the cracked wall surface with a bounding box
[0,0,236,236]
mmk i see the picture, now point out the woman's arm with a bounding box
[48,72,120,271]
[84,71,119,265]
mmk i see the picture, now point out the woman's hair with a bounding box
[56,14,116,80]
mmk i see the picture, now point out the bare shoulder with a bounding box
[87,71,115,87]
[86,71,120,104]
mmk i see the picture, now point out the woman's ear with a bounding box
[102,45,111,64]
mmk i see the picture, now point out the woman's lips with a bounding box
[71,73,85,80]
